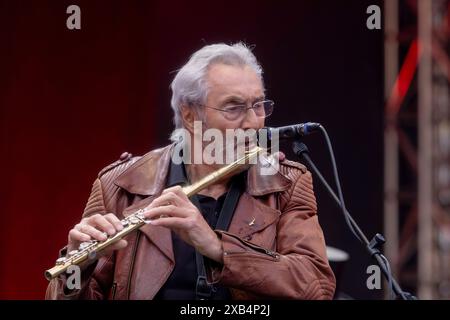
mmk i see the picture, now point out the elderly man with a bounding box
[46,43,336,300]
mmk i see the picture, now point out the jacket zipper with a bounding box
[126,230,141,299]
[226,250,280,260]
[222,231,280,259]
[111,282,117,300]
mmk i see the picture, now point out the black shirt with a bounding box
[154,161,232,300]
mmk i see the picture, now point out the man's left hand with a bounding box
[143,186,224,263]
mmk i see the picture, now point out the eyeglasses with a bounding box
[201,100,274,121]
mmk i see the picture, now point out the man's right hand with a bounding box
[67,213,128,261]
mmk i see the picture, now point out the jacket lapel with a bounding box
[114,144,175,196]
[227,192,281,239]
[115,145,175,262]
[232,153,292,239]
[121,196,174,262]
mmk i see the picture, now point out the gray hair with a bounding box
[169,42,264,142]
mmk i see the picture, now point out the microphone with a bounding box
[259,122,321,141]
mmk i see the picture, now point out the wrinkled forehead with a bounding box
[205,63,265,102]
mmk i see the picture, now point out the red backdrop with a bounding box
[0,1,161,299]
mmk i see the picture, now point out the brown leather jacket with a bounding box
[46,144,336,300]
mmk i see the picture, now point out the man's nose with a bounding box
[241,107,260,129]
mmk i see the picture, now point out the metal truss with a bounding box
[384,0,450,299]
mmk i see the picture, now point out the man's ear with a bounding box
[180,104,198,134]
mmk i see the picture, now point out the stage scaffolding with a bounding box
[384,0,450,299]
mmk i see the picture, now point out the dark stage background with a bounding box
[0,0,384,299]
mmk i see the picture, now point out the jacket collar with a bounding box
[114,143,291,196]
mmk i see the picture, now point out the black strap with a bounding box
[191,175,243,300]
[215,177,244,231]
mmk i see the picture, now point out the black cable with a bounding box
[379,254,395,300]
[318,125,363,244]
[316,125,397,299]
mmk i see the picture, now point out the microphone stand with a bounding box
[292,141,416,300]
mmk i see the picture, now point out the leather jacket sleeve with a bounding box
[45,178,115,300]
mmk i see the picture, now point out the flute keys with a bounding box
[121,220,129,228]
[68,250,79,257]
[129,216,140,224]
[55,257,67,265]
[136,211,151,224]
[78,241,91,250]
[136,211,145,219]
